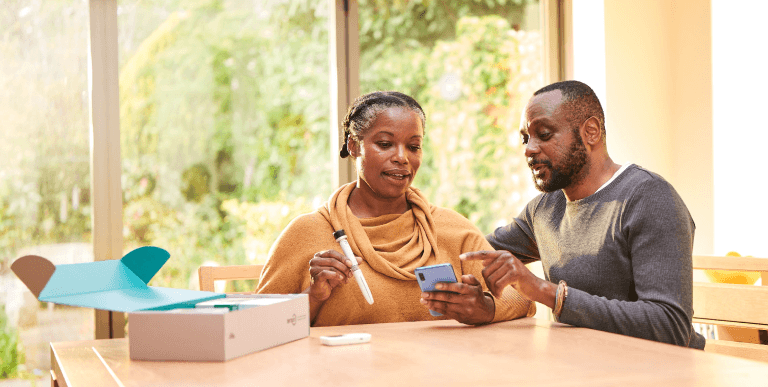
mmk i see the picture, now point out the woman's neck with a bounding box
[347,185,410,219]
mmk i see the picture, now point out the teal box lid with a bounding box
[11,246,224,312]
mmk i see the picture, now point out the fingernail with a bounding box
[421,293,428,298]
[436,284,444,290]
[420,298,427,304]
[459,254,466,259]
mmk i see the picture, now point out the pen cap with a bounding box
[333,230,346,241]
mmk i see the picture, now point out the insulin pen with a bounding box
[333,230,374,305]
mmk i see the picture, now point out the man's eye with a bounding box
[539,132,551,140]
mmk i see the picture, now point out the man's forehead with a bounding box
[521,89,564,129]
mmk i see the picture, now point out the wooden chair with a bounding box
[692,255,768,362]
[198,264,264,294]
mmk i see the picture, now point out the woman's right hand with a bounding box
[306,249,363,303]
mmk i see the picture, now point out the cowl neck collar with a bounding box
[319,183,438,280]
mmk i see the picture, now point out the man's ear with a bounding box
[582,116,602,146]
[347,137,360,157]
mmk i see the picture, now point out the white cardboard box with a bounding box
[10,247,310,362]
[129,294,309,361]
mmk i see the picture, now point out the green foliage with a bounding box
[181,163,212,202]
[140,195,312,291]
[358,0,534,52]
[419,16,541,229]
[359,5,541,230]
[0,306,25,379]
[0,0,92,268]
[0,186,37,267]
[221,198,313,263]
[118,0,331,207]
[140,195,240,290]
[115,0,334,290]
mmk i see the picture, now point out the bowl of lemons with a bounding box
[704,251,761,285]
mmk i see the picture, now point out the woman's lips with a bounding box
[382,170,410,181]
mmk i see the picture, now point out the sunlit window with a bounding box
[0,0,93,382]
[358,0,544,232]
[117,0,331,293]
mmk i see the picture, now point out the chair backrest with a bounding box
[692,255,768,362]
[198,264,264,294]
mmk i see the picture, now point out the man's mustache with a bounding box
[527,159,552,169]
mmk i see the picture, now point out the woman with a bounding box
[257,91,533,326]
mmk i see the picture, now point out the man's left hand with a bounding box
[420,274,495,325]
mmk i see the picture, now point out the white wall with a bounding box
[598,0,714,255]
[670,0,714,256]
[564,0,768,258]
[603,1,675,180]
[712,0,768,257]
[571,0,606,112]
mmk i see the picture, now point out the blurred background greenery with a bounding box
[1,0,541,381]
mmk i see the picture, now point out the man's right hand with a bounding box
[306,249,362,302]
[461,250,558,309]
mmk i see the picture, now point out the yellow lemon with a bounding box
[704,251,761,285]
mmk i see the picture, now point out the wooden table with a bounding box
[50,317,768,386]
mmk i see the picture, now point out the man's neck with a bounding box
[562,157,621,201]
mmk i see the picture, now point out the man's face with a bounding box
[519,90,588,193]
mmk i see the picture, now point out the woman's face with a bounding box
[349,107,424,200]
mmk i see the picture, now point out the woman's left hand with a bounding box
[420,274,495,325]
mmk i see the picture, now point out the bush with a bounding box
[0,306,25,379]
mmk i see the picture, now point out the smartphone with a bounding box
[415,263,458,316]
[320,333,372,346]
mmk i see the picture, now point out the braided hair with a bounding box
[339,91,426,158]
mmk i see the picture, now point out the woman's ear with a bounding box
[347,137,360,157]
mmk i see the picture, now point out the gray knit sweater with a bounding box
[487,164,705,349]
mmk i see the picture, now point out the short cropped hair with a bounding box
[534,80,606,141]
[339,91,426,158]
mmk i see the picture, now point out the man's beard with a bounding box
[531,132,588,193]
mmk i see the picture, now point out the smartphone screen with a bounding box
[415,263,458,316]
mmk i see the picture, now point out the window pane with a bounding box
[0,0,93,382]
[358,0,543,232]
[118,0,330,296]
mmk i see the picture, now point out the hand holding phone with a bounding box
[415,263,458,316]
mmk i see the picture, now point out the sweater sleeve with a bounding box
[558,179,703,348]
[257,213,333,295]
[486,195,544,264]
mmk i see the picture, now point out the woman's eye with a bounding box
[377,142,391,148]
[410,145,421,151]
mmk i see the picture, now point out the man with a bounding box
[460,80,705,348]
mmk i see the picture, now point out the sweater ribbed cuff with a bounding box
[489,287,536,323]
